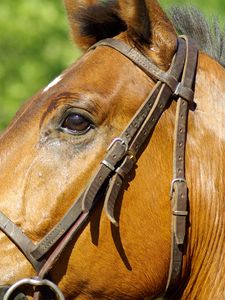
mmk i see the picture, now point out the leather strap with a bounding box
[31,193,85,260]
[90,38,192,100]
[0,212,44,271]
[102,37,187,225]
[165,36,198,295]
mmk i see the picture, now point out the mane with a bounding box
[75,1,225,67]
[170,6,225,67]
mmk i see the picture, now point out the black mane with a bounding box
[170,6,225,67]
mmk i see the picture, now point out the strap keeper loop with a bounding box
[173,82,194,103]
[173,210,188,216]
[101,160,115,171]
[115,152,136,179]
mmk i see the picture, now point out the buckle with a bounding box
[107,138,129,162]
[170,177,187,198]
[107,138,128,154]
[3,277,65,300]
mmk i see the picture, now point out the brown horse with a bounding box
[0,0,225,299]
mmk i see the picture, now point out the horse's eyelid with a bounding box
[61,108,96,124]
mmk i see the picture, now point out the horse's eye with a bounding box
[61,113,92,134]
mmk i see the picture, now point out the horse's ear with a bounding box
[118,0,177,68]
[64,0,177,68]
[64,0,96,49]
[118,0,151,43]
[64,0,126,50]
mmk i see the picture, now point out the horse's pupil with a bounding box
[62,114,90,132]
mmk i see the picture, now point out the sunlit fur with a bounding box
[0,1,225,299]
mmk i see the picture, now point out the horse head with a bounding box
[0,1,225,299]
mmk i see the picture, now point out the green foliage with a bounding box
[0,0,224,131]
[0,0,80,131]
[165,0,225,19]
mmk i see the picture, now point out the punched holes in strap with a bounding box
[165,36,198,296]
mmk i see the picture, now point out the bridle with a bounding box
[0,35,198,300]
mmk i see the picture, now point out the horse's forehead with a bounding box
[39,47,146,118]
[42,75,64,94]
[10,47,150,133]
[43,47,137,96]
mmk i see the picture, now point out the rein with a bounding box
[0,36,198,299]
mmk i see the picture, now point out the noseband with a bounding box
[0,36,198,299]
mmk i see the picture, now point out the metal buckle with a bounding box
[102,138,129,171]
[3,277,65,300]
[170,177,187,198]
[107,138,128,154]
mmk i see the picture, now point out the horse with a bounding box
[0,0,225,299]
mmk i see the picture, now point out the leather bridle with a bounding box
[0,35,198,299]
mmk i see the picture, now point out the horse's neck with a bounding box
[183,53,225,299]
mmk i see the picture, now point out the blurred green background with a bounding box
[0,0,224,131]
